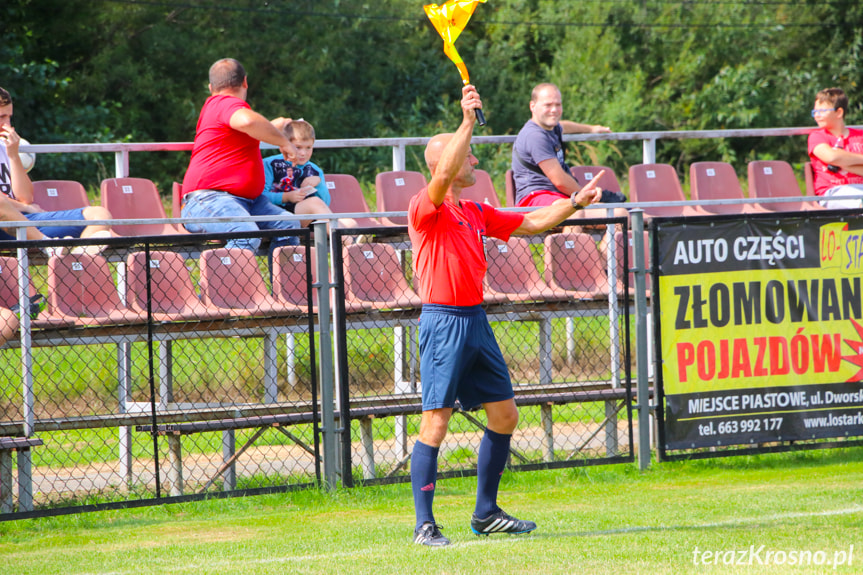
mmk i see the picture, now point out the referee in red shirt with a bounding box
[408,84,605,546]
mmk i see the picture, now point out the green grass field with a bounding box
[2,448,862,574]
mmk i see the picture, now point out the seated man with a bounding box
[0,307,19,348]
[181,59,300,254]
[807,87,863,210]
[512,83,627,249]
[0,87,112,250]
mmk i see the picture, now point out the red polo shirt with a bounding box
[408,189,524,306]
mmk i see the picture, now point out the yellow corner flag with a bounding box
[423,0,487,85]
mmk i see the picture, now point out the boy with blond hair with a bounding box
[262,119,333,226]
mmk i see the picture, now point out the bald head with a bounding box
[424,133,454,174]
[208,58,246,93]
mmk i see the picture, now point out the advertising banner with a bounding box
[656,215,863,450]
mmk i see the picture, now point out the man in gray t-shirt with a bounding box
[512,83,611,207]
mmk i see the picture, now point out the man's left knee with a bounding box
[83,206,112,220]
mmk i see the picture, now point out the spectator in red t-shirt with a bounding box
[408,84,604,547]
[807,87,863,210]
[181,58,301,254]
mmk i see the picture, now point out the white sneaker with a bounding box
[71,230,111,256]
[42,236,73,259]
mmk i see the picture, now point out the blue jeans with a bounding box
[0,208,87,241]
[181,191,300,253]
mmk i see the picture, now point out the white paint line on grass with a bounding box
[77,505,863,573]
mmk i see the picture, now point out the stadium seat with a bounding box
[747,160,824,212]
[47,253,147,326]
[325,174,382,228]
[343,242,422,310]
[0,255,70,328]
[100,177,185,236]
[570,165,624,196]
[543,232,608,299]
[689,162,765,215]
[628,164,707,218]
[483,236,571,303]
[199,248,302,316]
[171,181,183,219]
[272,246,318,309]
[125,250,229,321]
[460,169,502,208]
[803,162,816,198]
[31,180,90,211]
[504,169,517,207]
[375,170,427,226]
[614,230,651,295]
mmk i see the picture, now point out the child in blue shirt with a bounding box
[262,119,333,225]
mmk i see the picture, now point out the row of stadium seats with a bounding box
[0,227,639,328]
[26,158,820,241]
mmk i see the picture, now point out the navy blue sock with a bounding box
[475,428,511,518]
[411,440,439,529]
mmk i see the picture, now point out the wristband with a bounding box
[571,194,584,210]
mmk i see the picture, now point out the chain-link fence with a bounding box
[331,218,633,488]
[0,217,633,519]
[0,228,319,517]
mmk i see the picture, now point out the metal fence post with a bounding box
[313,221,338,489]
[642,138,656,165]
[631,210,652,469]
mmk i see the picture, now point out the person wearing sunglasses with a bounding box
[807,87,863,210]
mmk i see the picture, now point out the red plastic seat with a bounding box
[804,162,816,198]
[747,160,824,212]
[689,162,765,215]
[614,230,651,296]
[343,243,422,310]
[375,171,427,226]
[0,256,70,327]
[483,236,571,303]
[570,165,623,195]
[199,248,301,316]
[47,253,146,325]
[629,164,707,218]
[504,169,517,207]
[100,177,185,236]
[543,232,608,299]
[326,174,382,228]
[31,180,90,211]
[460,169,501,208]
[125,250,229,321]
[272,246,318,309]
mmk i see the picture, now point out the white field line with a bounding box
[77,505,863,574]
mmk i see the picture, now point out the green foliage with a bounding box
[3,0,863,192]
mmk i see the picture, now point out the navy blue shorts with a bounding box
[0,208,87,241]
[418,304,514,411]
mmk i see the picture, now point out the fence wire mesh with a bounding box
[331,220,633,488]
[0,217,634,518]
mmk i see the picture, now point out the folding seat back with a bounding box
[543,233,608,298]
[100,177,181,236]
[484,237,568,302]
[126,250,194,314]
[0,256,35,309]
[570,165,623,195]
[48,253,144,324]
[747,160,822,212]
[375,170,427,225]
[125,250,226,322]
[172,181,183,219]
[273,246,318,307]
[689,161,760,215]
[31,180,90,211]
[343,243,421,308]
[325,174,381,228]
[804,162,816,198]
[504,169,517,207]
[460,169,501,208]
[629,164,705,217]
[200,248,297,315]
